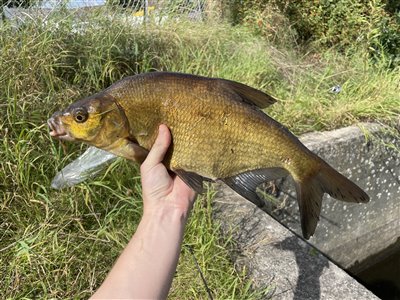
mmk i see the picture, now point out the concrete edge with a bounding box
[212,185,378,299]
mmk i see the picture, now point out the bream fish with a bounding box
[48,72,369,239]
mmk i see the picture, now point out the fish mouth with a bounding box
[47,116,74,141]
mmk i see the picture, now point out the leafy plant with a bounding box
[231,0,400,67]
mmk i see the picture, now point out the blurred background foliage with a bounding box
[229,0,400,68]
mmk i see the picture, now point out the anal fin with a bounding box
[222,168,288,208]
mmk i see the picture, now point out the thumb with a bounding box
[141,124,171,171]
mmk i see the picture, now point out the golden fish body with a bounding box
[48,72,369,239]
[108,73,311,178]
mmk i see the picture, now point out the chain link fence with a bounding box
[1,0,213,27]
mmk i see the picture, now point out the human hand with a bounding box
[92,126,196,299]
[140,124,197,218]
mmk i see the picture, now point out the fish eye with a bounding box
[73,108,88,123]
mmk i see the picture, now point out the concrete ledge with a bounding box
[213,185,378,299]
[211,123,399,299]
[262,123,400,270]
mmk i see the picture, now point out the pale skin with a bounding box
[91,124,197,299]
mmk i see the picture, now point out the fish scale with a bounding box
[117,75,292,178]
[48,72,369,239]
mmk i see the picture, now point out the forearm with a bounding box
[91,125,195,299]
[91,206,189,299]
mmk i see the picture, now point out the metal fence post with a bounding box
[143,0,148,23]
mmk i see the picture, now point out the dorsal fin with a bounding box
[218,79,277,108]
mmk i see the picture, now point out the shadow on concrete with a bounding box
[274,236,330,300]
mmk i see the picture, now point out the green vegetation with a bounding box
[231,0,400,68]
[1,2,399,299]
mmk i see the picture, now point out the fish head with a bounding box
[48,93,130,148]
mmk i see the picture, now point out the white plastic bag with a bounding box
[51,147,117,189]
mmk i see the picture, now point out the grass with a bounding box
[0,5,399,299]
[267,50,400,134]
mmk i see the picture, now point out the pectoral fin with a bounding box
[222,168,288,207]
[105,138,149,164]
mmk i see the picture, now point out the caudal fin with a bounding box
[294,162,369,239]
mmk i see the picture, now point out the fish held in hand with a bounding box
[48,72,369,239]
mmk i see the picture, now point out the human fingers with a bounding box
[141,124,171,171]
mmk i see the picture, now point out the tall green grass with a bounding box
[0,11,274,299]
[0,7,399,299]
[267,50,400,134]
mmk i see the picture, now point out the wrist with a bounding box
[142,202,192,226]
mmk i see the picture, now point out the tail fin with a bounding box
[294,162,369,239]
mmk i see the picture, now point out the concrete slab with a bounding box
[259,123,400,270]
[211,123,400,299]
[213,185,378,299]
